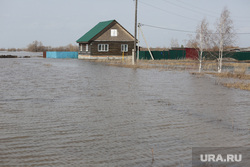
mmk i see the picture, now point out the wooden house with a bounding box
[76,20,134,59]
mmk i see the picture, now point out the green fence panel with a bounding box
[140,50,250,61]
[232,52,250,60]
[138,51,147,60]
[169,50,186,59]
[202,51,250,60]
[139,51,150,60]
[139,50,185,60]
[151,51,168,60]
[139,51,169,60]
[138,51,145,59]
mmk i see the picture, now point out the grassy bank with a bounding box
[191,71,250,91]
[88,59,250,71]
[87,59,250,91]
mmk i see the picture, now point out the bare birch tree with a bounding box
[214,7,236,73]
[186,18,212,72]
[196,18,212,72]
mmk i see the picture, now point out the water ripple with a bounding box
[0,59,249,166]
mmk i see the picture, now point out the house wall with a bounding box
[79,43,91,55]
[91,41,134,56]
[94,23,134,42]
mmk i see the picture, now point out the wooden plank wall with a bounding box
[91,41,134,56]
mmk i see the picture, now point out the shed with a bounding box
[76,20,135,59]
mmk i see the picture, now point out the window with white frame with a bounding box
[111,29,117,37]
[121,44,128,52]
[98,44,109,52]
[80,44,83,51]
[86,44,88,52]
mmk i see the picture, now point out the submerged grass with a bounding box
[212,72,250,80]
[191,68,250,91]
[191,72,250,91]
[222,82,250,91]
[88,59,250,91]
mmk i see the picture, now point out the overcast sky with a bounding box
[1,0,250,48]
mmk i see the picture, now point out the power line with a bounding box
[140,23,250,35]
[161,0,218,18]
[176,0,221,16]
[139,0,250,25]
[139,0,199,22]
[176,0,250,22]
[140,23,196,33]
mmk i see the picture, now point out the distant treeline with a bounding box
[0,41,78,52]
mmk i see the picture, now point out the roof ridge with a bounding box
[100,19,115,23]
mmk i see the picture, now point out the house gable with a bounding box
[93,22,134,42]
[76,20,134,43]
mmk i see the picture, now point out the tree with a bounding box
[196,18,212,72]
[170,38,179,48]
[66,44,78,51]
[186,36,198,48]
[186,18,212,72]
[214,7,236,73]
[27,40,45,52]
[26,41,79,52]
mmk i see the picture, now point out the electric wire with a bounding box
[142,0,250,22]
[139,0,199,22]
[140,23,196,33]
[140,23,250,35]
[161,0,219,18]
[176,0,250,21]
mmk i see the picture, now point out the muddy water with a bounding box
[0,58,249,166]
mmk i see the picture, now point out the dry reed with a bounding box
[222,82,250,90]
[89,59,250,90]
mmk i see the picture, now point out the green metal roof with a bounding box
[76,20,115,43]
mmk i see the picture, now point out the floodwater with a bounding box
[0,58,249,166]
[0,51,43,57]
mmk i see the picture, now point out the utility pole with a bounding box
[133,0,138,65]
[139,24,154,60]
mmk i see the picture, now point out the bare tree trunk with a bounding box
[218,51,222,73]
[199,51,203,73]
[199,29,203,73]
[187,18,211,73]
[215,7,235,73]
[218,30,224,73]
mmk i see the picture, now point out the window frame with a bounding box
[80,44,83,51]
[86,44,88,52]
[98,44,109,52]
[121,44,128,52]
[111,29,118,37]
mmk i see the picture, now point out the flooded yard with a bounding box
[0,58,249,166]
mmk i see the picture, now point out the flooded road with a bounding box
[0,58,249,166]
